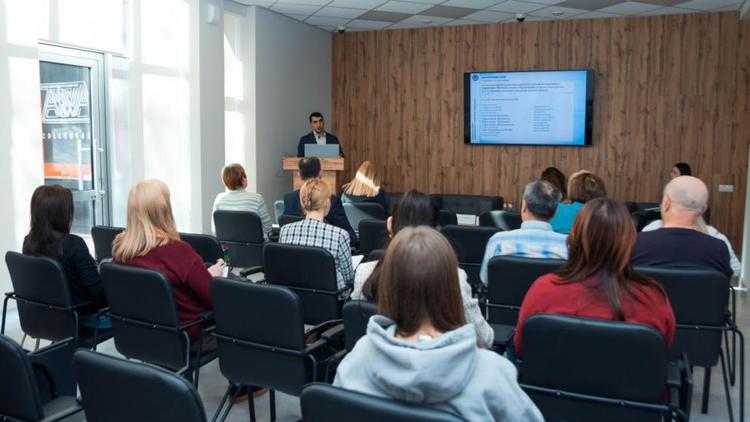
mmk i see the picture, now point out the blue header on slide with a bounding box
[464,70,593,146]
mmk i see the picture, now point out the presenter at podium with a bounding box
[297,112,344,157]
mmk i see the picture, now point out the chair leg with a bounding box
[724,330,737,386]
[20,333,27,348]
[270,389,276,422]
[720,352,735,422]
[737,329,745,422]
[218,385,241,422]
[211,384,235,422]
[193,366,201,387]
[701,366,711,414]
[249,390,256,422]
[34,338,40,351]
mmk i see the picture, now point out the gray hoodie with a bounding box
[334,315,544,421]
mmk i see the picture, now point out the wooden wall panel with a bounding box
[332,12,750,248]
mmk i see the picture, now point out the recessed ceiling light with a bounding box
[423,19,433,24]
[552,11,564,17]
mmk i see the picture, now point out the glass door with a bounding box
[39,45,109,237]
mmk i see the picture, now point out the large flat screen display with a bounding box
[464,70,594,146]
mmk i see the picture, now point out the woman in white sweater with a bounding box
[350,190,494,348]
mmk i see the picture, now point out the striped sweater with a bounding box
[212,190,273,239]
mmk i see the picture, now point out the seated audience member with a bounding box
[212,163,272,240]
[341,160,389,213]
[283,157,357,245]
[632,176,732,278]
[643,217,740,277]
[515,198,676,358]
[113,180,225,348]
[335,227,542,421]
[541,166,567,199]
[549,170,607,234]
[670,162,692,179]
[280,179,354,291]
[479,180,568,285]
[22,185,108,324]
[352,190,494,348]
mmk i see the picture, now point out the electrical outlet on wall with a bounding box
[718,184,734,193]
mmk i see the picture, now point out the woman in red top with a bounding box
[514,197,676,358]
[112,179,225,347]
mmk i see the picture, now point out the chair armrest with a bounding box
[336,285,353,295]
[304,339,328,355]
[4,291,15,298]
[181,315,212,330]
[320,323,345,343]
[239,266,264,277]
[69,301,94,311]
[199,311,215,321]
[39,401,84,422]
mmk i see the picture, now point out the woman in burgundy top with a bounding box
[515,197,676,358]
[112,179,225,345]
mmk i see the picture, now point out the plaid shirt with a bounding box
[279,218,354,290]
[479,220,568,285]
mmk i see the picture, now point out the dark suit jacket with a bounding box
[297,132,344,157]
[283,190,358,246]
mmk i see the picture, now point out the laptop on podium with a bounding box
[305,144,340,157]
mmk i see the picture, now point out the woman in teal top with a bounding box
[549,170,607,234]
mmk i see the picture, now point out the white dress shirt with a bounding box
[314,131,327,144]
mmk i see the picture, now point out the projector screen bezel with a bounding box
[463,69,595,147]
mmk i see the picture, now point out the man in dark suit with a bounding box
[297,112,344,157]
[283,157,357,246]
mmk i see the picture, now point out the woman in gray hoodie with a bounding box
[334,227,543,421]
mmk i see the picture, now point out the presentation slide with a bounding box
[465,70,592,146]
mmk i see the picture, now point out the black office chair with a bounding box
[343,203,387,233]
[212,210,265,271]
[478,210,522,231]
[438,210,458,226]
[433,194,503,216]
[180,232,224,266]
[210,279,342,422]
[74,350,207,422]
[384,192,404,215]
[90,225,124,261]
[300,383,463,422]
[485,256,565,350]
[363,249,384,264]
[637,266,744,421]
[440,225,500,288]
[519,314,691,422]
[264,243,349,326]
[358,219,388,256]
[2,252,112,350]
[278,214,304,228]
[100,263,217,387]
[342,300,378,352]
[632,210,661,232]
[0,335,82,422]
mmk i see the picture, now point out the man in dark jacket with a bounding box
[297,112,344,157]
[283,157,357,246]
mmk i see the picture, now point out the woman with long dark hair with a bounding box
[23,185,106,314]
[514,197,676,357]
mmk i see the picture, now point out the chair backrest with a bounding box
[212,211,264,268]
[635,266,728,365]
[343,203,387,232]
[358,219,388,255]
[211,278,310,396]
[384,192,403,215]
[263,243,341,325]
[439,226,500,285]
[480,210,522,231]
[90,225,125,261]
[433,194,503,216]
[0,334,45,421]
[278,214,304,227]
[301,383,462,422]
[342,301,378,352]
[438,210,458,227]
[520,314,668,422]
[273,200,285,224]
[179,232,224,265]
[631,210,661,232]
[486,256,565,325]
[100,263,188,371]
[5,251,77,342]
[74,350,207,422]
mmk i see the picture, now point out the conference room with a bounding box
[1,0,749,421]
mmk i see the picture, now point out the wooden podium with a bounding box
[282,157,345,193]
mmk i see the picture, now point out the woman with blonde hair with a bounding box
[279,178,354,291]
[341,160,389,213]
[113,180,225,346]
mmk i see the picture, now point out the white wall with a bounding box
[251,6,332,205]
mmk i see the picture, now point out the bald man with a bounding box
[632,176,732,278]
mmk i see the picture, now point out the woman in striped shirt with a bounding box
[212,163,273,239]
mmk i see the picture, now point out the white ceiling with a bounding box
[233,0,745,32]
